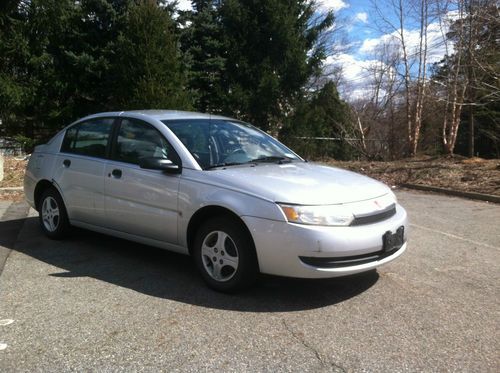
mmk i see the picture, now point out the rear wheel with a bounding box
[193,217,258,293]
[39,187,70,239]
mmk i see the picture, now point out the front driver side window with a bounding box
[114,119,177,165]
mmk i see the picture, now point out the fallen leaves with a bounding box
[324,155,500,196]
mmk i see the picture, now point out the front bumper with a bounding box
[242,203,408,279]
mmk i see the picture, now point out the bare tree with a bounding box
[434,0,499,156]
[465,0,500,156]
[412,0,430,156]
[371,0,432,156]
[436,0,468,155]
[346,39,406,159]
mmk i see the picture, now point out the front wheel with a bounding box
[38,187,70,239]
[193,217,258,293]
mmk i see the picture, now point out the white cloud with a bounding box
[317,0,349,12]
[359,34,398,55]
[355,12,368,23]
[326,53,390,100]
[167,0,192,12]
[358,21,451,64]
[326,54,369,82]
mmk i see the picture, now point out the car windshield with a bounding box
[162,119,301,170]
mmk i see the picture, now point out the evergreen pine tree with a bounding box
[181,0,227,112]
[110,0,190,109]
[220,0,334,131]
[281,81,354,160]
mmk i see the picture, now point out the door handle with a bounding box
[111,169,122,179]
[63,159,71,168]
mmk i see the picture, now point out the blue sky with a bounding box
[322,1,455,98]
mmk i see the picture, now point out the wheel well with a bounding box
[34,180,55,210]
[186,206,255,256]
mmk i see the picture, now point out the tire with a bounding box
[38,187,70,239]
[193,216,258,293]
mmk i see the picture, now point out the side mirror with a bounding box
[139,157,181,174]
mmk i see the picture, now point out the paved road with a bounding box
[0,202,30,277]
[0,191,499,372]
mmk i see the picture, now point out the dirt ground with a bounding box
[0,156,27,202]
[1,155,499,202]
[326,155,500,196]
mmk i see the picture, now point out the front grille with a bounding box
[350,204,396,226]
[299,244,404,269]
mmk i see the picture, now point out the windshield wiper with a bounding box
[248,156,293,164]
[205,156,294,170]
[204,162,245,170]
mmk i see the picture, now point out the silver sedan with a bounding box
[24,110,408,292]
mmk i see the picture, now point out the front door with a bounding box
[103,118,180,244]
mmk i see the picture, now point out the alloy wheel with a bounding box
[201,230,239,282]
[41,196,60,233]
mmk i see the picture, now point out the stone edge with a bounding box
[401,183,500,204]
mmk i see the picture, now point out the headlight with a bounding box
[278,204,354,226]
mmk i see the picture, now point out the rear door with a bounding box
[53,117,115,225]
[103,118,181,244]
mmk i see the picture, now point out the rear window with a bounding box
[61,118,114,158]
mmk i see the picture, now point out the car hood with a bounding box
[199,162,391,205]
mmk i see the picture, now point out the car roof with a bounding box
[84,110,233,122]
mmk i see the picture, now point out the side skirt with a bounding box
[70,220,190,255]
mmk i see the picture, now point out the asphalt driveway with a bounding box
[0,191,499,372]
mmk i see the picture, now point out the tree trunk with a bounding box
[468,104,474,157]
[467,0,475,157]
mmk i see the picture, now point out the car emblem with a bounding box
[374,200,383,210]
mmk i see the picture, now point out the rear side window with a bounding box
[61,118,114,158]
[114,119,178,165]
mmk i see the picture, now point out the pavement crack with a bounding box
[281,319,346,372]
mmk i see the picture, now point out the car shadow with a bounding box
[4,216,379,312]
